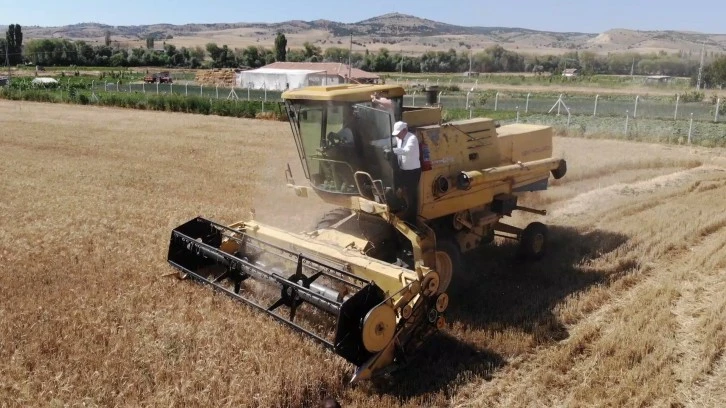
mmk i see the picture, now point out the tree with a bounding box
[206,43,222,64]
[146,36,155,50]
[6,24,23,65]
[274,32,287,62]
[302,42,322,61]
[699,56,726,88]
[0,39,6,65]
[104,30,111,47]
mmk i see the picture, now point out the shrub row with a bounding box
[0,88,288,121]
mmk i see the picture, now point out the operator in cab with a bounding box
[386,121,420,225]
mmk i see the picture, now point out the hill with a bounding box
[4,13,726,56]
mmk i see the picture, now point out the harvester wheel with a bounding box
[313,208,353,230]
[518,222,548,260]
[552,159,567,180]
[434,240,462,292]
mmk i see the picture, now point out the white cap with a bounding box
[392,121,408,136]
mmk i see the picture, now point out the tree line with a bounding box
[3,26,726,87]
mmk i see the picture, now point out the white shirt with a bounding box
[393,132,420,170]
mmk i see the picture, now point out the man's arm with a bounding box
[392,135,418,155]
[371,94,394,110]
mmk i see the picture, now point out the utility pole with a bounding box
[630,57,635,77]
[348,34,352,84]
[696,41,705,90]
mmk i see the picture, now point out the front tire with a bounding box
[313,208,352,230]
[434,239,462,293]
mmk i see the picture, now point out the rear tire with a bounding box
[518,222,548,260]
[551,160,567,180]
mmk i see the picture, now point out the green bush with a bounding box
[0,87,285,121]
[680,90,704,103]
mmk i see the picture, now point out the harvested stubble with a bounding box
[1,100,726,407]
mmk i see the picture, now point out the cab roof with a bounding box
[282,84,405,102]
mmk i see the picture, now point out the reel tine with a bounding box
[290,304,298,322]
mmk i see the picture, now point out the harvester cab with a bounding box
[166,83,567,383]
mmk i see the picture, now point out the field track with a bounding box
[1,101,725,407]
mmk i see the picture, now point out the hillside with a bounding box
[5,13,726,56]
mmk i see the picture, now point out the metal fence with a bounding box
[83,81,723,123]
[88,81,283,102]
[403,92,722,122]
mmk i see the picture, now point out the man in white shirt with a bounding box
[388,121,421,225]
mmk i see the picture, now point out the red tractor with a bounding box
[143,72,173,84]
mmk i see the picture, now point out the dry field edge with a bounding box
[1,100,725,407]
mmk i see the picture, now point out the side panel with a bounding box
[497,124,553,164]
[416,119,502,219]
[417,121,556,220]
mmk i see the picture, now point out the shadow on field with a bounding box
[447,225,629,340]
[369,332,505,398]
[367,226,629,399]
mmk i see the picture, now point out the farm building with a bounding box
[562,68,579,78]
[645,75,673,84]
[31,77,59,86]
[236,62,380,90]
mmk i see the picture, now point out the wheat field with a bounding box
[1,101,725,407]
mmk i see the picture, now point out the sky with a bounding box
[2,0,725,33]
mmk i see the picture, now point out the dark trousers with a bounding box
[398,168,421,224]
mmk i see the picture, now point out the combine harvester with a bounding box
[167,84,567,382]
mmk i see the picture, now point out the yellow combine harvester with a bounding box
[167,84,566,382]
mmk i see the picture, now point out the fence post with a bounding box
[156,82,159,94]
[170,82,173,94]
[116,81,119,92]
[185,82,188,96]
[625,110,629,136]
[688,113,693,144]
[247,87,250,101]
[567,111,571,127]
[494,92,499,111]
[142,82,145,93]
[438,91,443,105]
[593,94,599,116]
[200,84,203,97]
[516,106,520,123]
[216,85,219,99]
[674,94,679,120]
[525,92,530,113]
[466,91,471,110]
[412,91,416,107]
[715,98,721,122]
[634,95,639,118]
